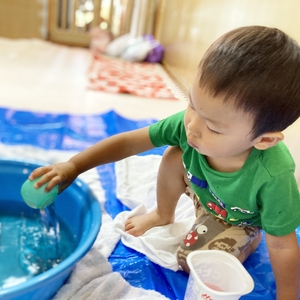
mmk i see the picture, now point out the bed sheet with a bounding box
[1,106,299,299]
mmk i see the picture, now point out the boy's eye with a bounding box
[207,126,220,134]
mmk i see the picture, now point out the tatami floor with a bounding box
[0,37,186,121]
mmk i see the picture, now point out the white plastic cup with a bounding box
[184,250,254,300]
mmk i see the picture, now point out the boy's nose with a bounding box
[187,119,201,138]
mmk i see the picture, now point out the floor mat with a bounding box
[1,106,298,299]
[88,55,178,100]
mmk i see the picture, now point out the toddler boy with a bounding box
[30,26,300,299]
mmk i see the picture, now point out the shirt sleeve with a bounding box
[258,171,300,236]
[149,110,186,147]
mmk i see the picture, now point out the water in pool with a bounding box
[0,201,77,289]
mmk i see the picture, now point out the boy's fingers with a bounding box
[29,166,52,180]
[32,171,57,189]
[44,176,64,192]
[29,163,73,192]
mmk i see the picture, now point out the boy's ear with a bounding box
[254,132,284,150]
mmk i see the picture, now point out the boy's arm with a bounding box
[69,126,154,173]
[30,127,155,191]
[265,231,300,300]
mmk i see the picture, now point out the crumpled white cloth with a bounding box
[53,247,169,300]
[114,155,195,271]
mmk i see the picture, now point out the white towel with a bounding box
[53,247,169,300]
[114,155,195,271]
[93,213,120,258]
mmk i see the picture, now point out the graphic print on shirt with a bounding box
[229,206,256,226]
[206,188,228,219]
[206,188,257,226]
[230,206,255,214]
[186,171,208,189]
[185,167,256,226]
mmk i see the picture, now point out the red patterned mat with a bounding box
[88,55,178,100]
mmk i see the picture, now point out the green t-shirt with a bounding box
[149,110,300,236]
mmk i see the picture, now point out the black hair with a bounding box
[198,26,300,138]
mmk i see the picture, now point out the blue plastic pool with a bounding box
[0,159,101,300]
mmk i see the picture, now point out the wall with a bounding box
[155,0,300,94]
[154,0,300,185]
[0,0,48,39]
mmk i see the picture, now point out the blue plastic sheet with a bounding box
[1,106,299,299]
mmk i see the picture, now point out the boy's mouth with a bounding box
[187,139,198,149]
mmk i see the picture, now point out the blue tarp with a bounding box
[1,107,298,299]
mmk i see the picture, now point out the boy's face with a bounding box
[184,75,257,169]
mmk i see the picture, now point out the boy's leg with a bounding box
[238,232,262,263]
[125,146,187,236]
[177,191,262,272]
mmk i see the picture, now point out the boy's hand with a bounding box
[28,161,79,193]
